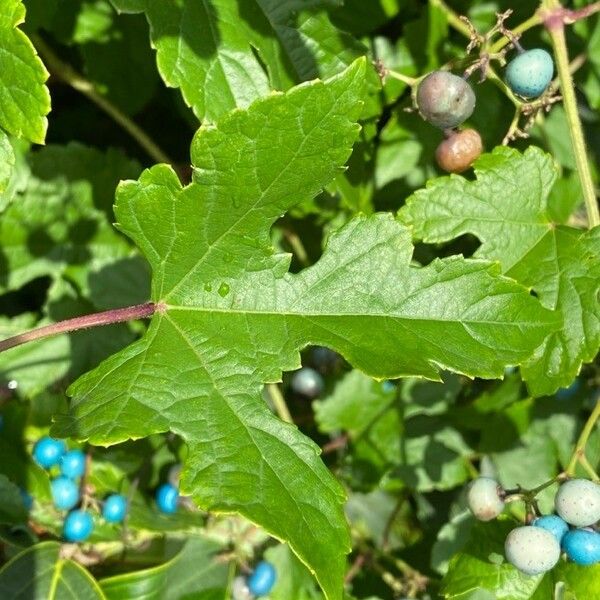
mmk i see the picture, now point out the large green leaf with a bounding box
[100,536,228,600]
[0,0,50,143]
[399,146,600,396]
[0,541,105,599]
[109,0,364,122]
[52,61,556,600]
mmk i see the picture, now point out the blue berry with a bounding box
[417,71,476,129]
[51,476,80,511]
[291,367,324,398]
[247,561,277,597]
[63,509,94,542]
[32,436,66,469]
[155,483,179,514]
[102,494,128,523]
[311,346,338,369]
[533,515,569,543]
[381,380,396,393]
[505,49,554,98]
[60,449,86,479]
[562,529,600,565]
[556,378,581,400]
[19,489,33,511]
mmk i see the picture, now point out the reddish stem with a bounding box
[544,2,600,30]
[0,302,158,354]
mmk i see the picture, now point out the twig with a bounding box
[0,302,158,354]
[266,383,293,423]
[32,35,174,166]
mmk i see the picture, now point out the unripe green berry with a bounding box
[435,129,482,173]
[416,71,476,129]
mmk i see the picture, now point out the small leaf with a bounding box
[0,474,28,525]
[399,146,600,396]
[0,541,106,599]
[0,0,50,143]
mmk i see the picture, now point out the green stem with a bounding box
[566,399,600,476]
[543,2,600,227]
[33,35,174,166]
[266,383,293,424]
[489,13,543,54]
[428,0,471,38]
[282,228,310,267]
[386,69,418,87]
[0,303,158,354]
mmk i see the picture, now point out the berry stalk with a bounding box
[566,398,600,479]
[542,0,600,228]
[0,302,158,354]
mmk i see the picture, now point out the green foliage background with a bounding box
[0,0,599,598]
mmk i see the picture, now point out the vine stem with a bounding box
[32,35,173,166]
[0,303,158,354]
[265,383,293,423]
[566,398,600,479]
[542,1,600,228]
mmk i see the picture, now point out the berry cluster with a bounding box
[415,47,553,173]
[232,561,277,599]
[467,477,600,574]
[32,436,128,542]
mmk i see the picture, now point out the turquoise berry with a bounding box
[562,529,600,565]
[533,515,569,543]
[291,367,324,398]
[60,449,86,479]
[247,561,277,597]
[505,49,554,98]
[32,436,67,469]
[556,378,581,400]
[416,71,476,129]
[311,346,338,370]
[102,494,128,523]
[63,510,94,542]
[155,483,179,514]
[19,489,33,511]
[51,476,80,511]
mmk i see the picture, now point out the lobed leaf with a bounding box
[399,146,600,396]
[109,0,365,122]
[52,62,556,600]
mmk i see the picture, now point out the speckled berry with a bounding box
[555,479,600,527]
[467,477,505,521]
[562,528,600,565]
[505,49,554,98]
[533,514,569,543]
[435,129,483,173]
[416,71,476,129]
[505,526,561,575]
